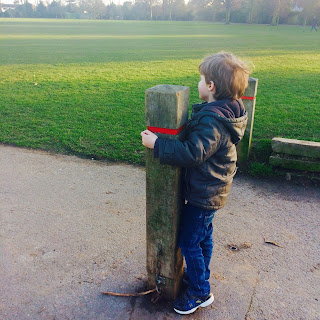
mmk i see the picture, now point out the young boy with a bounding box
[141,52,249,315]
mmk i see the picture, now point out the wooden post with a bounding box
[145,84,189,300]
[236,77,258,164]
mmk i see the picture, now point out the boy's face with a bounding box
[198,75,215,102]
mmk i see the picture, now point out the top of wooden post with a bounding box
[145,84,189,133]
[244,77,258,97]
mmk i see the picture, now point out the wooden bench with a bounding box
[269,138,320,172]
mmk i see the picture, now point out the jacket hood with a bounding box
[192,99,248,144]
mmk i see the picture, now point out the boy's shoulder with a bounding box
[189,106,226,131]
[192,99,246,120]
[189,99,248,144]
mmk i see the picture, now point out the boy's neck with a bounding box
[206,95,215,103]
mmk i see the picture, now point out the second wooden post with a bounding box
[236,77,258,164]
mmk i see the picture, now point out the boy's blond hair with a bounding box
[199,52,250,100]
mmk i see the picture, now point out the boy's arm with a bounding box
[156,117,222,168]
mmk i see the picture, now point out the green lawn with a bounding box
[0,18,319,164]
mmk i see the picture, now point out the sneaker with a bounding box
[173,291,214,315]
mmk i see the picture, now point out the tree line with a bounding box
[1,0,319,25]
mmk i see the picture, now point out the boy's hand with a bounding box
[141,130,158,149]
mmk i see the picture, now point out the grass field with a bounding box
[0,18,319,165]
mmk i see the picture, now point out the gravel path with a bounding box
[1,144,319,320]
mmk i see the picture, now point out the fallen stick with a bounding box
[264,238,284,248]
[101,288,157,297]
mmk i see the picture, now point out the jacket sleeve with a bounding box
[157,116,222,167]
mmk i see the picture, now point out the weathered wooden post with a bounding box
[236,77,258,164]
[145,84,189,300]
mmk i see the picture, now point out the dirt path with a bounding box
[1,144,319,320]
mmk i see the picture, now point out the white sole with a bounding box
[173,293,214,315]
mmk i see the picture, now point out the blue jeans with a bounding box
[178,202,216,297]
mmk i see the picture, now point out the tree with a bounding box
[47,0,63,18]
[162,0,174,20]
[271,0,281,25]
[8,0,319,22]
[91,0,106,19]
[245,0,264,23]
[14,1,34,17]
[35,1,47,17]
[121,1,134,20]
[144,0,160,20]
[297,0,320,25]
[130,0,146,19]
[223,0,232,23]
[79,0,106,18]
[248,0,267,24]
[187,0,209,21]
[105,2,120,19]
[220,0,241,23]
[65,0,77,13]
[206,0,222,22]
[172,0,189,20]
[270,0,292,25]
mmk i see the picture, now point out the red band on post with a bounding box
[241,96,256,100]
[147,124,186,135]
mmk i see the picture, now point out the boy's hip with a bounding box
[178,202,216,248]
[183,182,232,211]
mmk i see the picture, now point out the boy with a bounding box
[141,52,249,315]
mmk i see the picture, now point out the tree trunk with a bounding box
[303,15,307,27]
[212,7,216,22]
[226,7,231,24]
[248,0,254,23]
[271,0,281,25]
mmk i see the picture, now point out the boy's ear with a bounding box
[207,81,215,92]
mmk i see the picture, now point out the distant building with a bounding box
[0,3,16,12]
